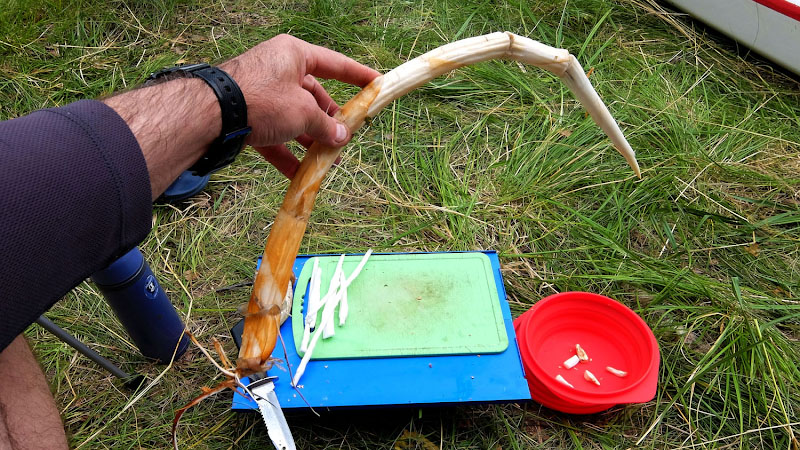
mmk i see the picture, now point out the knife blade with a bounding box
[248,376,296,450]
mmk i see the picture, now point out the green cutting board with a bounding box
[291,252,508,359]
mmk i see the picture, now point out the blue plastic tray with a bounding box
[232,251,531,410]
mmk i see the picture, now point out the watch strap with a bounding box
[148,63,251,176]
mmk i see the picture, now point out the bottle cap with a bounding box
[91,247,145,287]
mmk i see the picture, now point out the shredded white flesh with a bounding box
[606,366,628,377]
[307,256,344,332]
[293,309,331,386]
[563,354,580,369]
[300,261,322,353]
[575,344,588,361]
[331,254,346,288]
[345,249,373,286]
[555,374,574,389]
[584,370,600,386]
[294,270,344,383]
[293,250,373,386]
[320,297,337,339]
[300,324,311,354]
[323,256,347,338]
[307,260,322,328]
[338,270,348,326]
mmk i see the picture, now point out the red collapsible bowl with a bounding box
[514,292,659,413]
[515,311,615,414]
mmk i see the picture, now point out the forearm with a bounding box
[102,35,381,196]
[0,336,68,450]
[102,78,222,199]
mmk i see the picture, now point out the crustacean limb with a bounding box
[236,31,641,377]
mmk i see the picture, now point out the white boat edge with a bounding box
[665,0,800,75]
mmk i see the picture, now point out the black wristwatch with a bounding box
[147,63,251,176]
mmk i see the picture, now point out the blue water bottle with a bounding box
[91,247,189,363]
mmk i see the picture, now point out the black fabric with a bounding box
[0,100,152,351]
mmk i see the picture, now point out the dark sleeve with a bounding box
[0,100,152,351]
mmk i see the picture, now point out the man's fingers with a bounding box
[253,144,300,179]
[302,75,339,116]
[300,91,350,147]
[295,134,314,149]
[301,41,381,88]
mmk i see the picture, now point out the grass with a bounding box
[3,0,800,448]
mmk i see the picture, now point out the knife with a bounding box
[247,375,296,450]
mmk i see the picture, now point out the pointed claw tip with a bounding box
[621,152,641,179]
[631,160,642,178]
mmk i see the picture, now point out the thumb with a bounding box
[302,96,350,147]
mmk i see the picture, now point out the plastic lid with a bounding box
[91,247,144,286]
[516,292,659,408]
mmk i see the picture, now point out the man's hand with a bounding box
[221,34,380,178]
[103,34,380,198]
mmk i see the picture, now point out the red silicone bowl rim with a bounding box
[519,292,659,402]
[517,312,617,413]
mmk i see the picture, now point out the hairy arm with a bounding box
[102,78,221,199]
[103,34,380,199]
[0,336,68,450]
